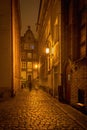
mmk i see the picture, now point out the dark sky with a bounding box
[20,0,40,37]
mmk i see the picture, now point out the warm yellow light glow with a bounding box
[21,71,26,80]
[35,64,38,69]
[46,47,49,54]
[52,47,54,54]
[55,17,58,25]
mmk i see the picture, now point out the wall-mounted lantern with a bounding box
[46,47,49,54]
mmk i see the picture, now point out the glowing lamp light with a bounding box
[46,47,49,54]
[35,64,38,69]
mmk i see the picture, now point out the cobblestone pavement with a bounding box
[0,88,87,130]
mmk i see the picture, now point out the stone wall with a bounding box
[71,60,87,105]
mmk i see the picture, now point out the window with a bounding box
[80,25,86,43]
[21,52,26,59]
[30,44,34,50]
[27,62,32,71]
[80,42,86,57]
[21,62,26,69]
[24,43,29,50]
[27,53,32,59]
[78,89,85,103]
[79,10,86,57]
[53,16,59,44]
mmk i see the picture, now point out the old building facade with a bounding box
[37,0,87,106]
[0,0,21,98]
[37,0,62,98]
[20,26,38,88]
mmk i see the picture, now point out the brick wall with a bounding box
[71,60,87,104]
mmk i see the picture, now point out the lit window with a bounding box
[27,62,32,72]
[27,62,32,69]
[27,53,32,59]
[53,16,59,43]
[21,62,26,69]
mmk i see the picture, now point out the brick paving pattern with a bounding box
[0,88,86,130]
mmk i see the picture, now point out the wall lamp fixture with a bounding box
[46,47,49,54]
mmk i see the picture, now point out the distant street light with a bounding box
[35,64,38,69]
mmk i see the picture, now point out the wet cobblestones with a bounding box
[0,89,86,130]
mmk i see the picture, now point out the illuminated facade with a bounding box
[0,0,21,98]
[37,0,87,106]
[20,26,38,88]
[37,0,62,97]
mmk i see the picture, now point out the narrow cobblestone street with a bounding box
[0,88,87,130]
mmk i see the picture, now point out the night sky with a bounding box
[20,0,40,37]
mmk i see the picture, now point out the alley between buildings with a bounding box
[0,88,87,130]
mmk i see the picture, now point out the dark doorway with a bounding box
[78,89,85,103]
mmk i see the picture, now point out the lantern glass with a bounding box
[46,47,49,54]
